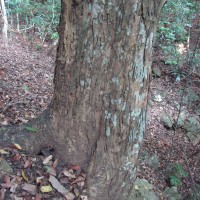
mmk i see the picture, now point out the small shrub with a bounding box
[166,163,187,187]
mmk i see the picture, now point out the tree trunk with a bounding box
[50,0,166,199]
[0,0,8,47]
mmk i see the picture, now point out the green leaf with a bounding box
[22,85,29,92]
[170,176,181,187]
[24,126,38,132]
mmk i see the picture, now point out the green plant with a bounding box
[5,0,61,43]
[169,175,182,187]
[167,163,187,187]
[157,0,199,78]
[35,44,42,50]
[24,126,38,132]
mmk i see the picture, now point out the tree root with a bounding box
[0,109,52,153]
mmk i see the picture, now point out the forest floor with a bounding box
[0,33,199,200]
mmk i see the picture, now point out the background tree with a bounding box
[4,0,60,43]
[0,0,8,47]
[0,0,167,199]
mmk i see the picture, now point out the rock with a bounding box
[187,184,200,199]
[0,159,13,174]
[195,108,200,115]
[130,178,159,200]
[176,111,189,127]
[153,94,163,102]
[160,112,173,129]
[183,93,199,108]
[148,154,160,170]
[152,67,162,78]
[183,116,200,145]
[163,187,182,200]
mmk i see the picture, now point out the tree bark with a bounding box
[51,0,166,199]
[0,0,8,47]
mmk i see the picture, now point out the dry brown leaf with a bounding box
[10,183,18,193]
[80,195,88,200]
[63,169,76,179]
[64,192,75,200]
[12,154,22,161]
[1,183,12,188]
[13,143,22,150]
[35,194,42,200]
[21,183,36,194]
[1,175,12,188]
[36,176,44,184]
[1,121,8,126]
[73,188,80,197]
[53,158,59,168]
[9,194,23,200]
[15,176,23,183]
[71,175,85,187]
[43,155,53,165]
[69,165,81,171]
[22,170,29,182]
[0,149,9,154]
[0,68,5,79]
[0,188,5,200]
[4,175,10,184]
[49,175,69,195]
[24,159,30,168]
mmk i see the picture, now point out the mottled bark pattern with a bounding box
[52,0,166,199]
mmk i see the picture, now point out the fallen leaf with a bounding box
[63,169,76,179]
[0,68,5,79]
[1,175,12,188]
[24,159,30,168]
[53,158,59,168]
[12,154,22,161]
[35,194,42,200]
[80,195,88,200]
[1,121,8,126]
[24,126,38,132]
[9,194,23,200]
[1,183,12,188]
[0,188,5,200]
[10,183,18,193]
[43,155,53,165]
[22,183,36,194]
[49,175,69,195]
[134,185,139,190]
[22,170,29,182]
[40,185,53,193]
[13,143,22,150]
[71,175,85,187]
[43,165,56,176]
[17,117,28,123]
[73,188,80,197]
[69,165,81,171]
[36,176,44,184]
[64,192,75,200]
[4,174,11,184]
[16,176,23,183]
[0,149,9,154]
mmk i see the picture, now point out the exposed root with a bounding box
[0,109,52,153]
